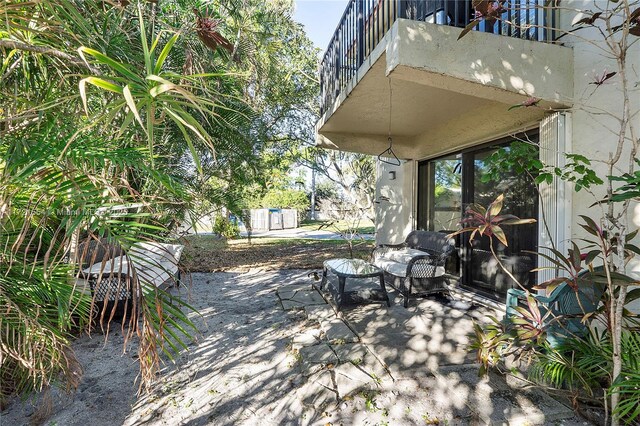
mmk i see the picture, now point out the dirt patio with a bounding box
[2,270,593,426]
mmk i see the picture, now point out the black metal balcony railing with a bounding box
[319,0,551,116]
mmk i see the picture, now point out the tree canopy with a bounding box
[0,0,319,399]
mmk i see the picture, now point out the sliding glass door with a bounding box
[417,154,462,234]
[417,137,538,300]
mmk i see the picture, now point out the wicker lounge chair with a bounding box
[81,241,184,320]
[372,230,456,307]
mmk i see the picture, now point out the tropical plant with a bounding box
[78,21,212,171]
[212,215,240,239]
[0,112,201,397]
[458,194,640,423]
[457,2,640,423]
[530,331,640,424]
[447,194,536,288]
[0,0,319,409]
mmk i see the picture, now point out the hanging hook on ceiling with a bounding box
[377,78,401,166]
[378,137,401,166]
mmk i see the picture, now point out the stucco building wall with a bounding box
[559,4,640,280]
[375,160,415,245]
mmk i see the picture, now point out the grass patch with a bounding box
[180,234,375,272]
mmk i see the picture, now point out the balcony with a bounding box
[316,0,574,159]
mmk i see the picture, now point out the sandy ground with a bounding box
[3,270,314,426]
[1,270,593,426]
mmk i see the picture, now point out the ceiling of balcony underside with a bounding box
[320,59,494,137]
[317,55,554,160]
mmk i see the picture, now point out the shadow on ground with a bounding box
[2,270,584,426]
[295,275,580,425]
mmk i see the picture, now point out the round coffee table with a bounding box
[316,258,390,311]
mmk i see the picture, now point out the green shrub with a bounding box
[213,216,240,239]
[529,331,640,424]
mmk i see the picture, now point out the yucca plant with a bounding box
[77,3,243,173]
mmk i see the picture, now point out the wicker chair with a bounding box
[88,272,135,321]
[81,241,183,322]
[372,231,456,307]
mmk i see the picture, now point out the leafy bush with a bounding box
[213,216,240,239]
[530,331,640,424]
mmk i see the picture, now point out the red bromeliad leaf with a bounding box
[511,305,545,342]
[469,203,487,216]
[579,215,603,238]
[447,227,479,240]
[458,19,481,40]
[499,218,536,225]
[460,213,484,226]
[526,294,545,324]
[533,277,568,294]
[473,0,491,16]
[487,194,504,218]
[610,8,640,35]
[584,249,601,265]
[533,247,574,272]
[473,0,506,20]
[194,9,234,54]
[455,194,535,246]
[568,241,583,272]
[493,214,518,223]
[491,225,508,246]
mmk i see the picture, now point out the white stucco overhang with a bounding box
[316,19,574,160]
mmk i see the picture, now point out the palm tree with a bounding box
[0,0,237,399]
[1,0,320,404]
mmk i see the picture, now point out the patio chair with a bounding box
[88,271,135,321]
[372,230,456,307]
[505,269,605,347]
[76,238,123,269]
[82,241,184,321]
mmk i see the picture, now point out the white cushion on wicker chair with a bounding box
[375,258,445,278]
[382,248,431,264]
[373,247,446,278]
[83,257,130,275]
[83,242,183,289]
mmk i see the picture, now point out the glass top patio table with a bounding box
[323,258,383,278]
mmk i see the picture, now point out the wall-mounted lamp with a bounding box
[388,171,396,180]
